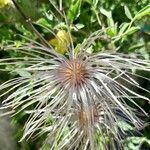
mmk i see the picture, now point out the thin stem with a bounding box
[59,0,62,11]
[11,0,50,48]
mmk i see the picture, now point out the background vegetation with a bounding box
[0,0,150,149]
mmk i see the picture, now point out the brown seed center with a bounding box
[58,59,89,87]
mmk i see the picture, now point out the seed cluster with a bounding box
[57,59,89,88]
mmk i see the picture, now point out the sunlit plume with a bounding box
[0,17,149,150]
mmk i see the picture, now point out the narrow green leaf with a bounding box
[100,8,111,18]
[36,18,49,26]
[129,43,144,51]
[75,23,84,29]
[134,5,150,20]
[67,0,81,22]
[125,26,140,35]
[124,6,132,20]
[118,23,130,36]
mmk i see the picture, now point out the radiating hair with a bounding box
[0,1,150,150]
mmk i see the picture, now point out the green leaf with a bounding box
[124,6,132,20]
[107,17,115,27]
[67,0,81,22]
[75,23,84,29]
[118,23,130,36]
[128,43,144,52]
[36,18,50,27]
[124,137,145,150]
[134,5,150,20]
[125,26,140,35]
[100,7,111,18]
[100,8,115,27]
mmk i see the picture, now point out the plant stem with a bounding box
[11,0,50,48]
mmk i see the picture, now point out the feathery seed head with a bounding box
[0,1,150,149]
[0,38,149,149]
